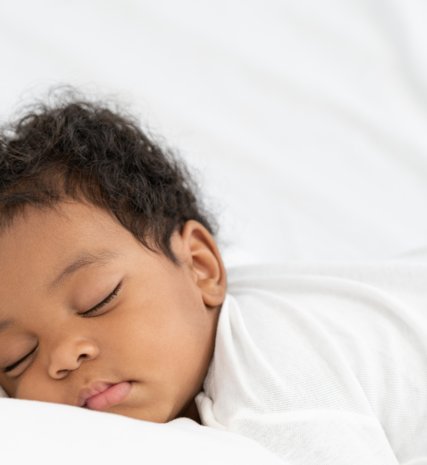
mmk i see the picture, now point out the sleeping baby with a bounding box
[0,95,426,465]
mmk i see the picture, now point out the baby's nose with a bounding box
[47,339,99,379]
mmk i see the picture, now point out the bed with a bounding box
[1,0,427,463]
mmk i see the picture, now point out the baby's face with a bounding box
[0,201,224,422]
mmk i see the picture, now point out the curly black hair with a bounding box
[0,94,216,263]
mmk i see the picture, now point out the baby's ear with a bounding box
[179,220,226,308]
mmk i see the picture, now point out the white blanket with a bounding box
[197,261,427,464]
[0,398,284,465]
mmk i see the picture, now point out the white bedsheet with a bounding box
[1,0,427,265]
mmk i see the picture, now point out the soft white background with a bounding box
[1,1,427,463]
[2,0,427,266]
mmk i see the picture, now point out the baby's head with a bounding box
[0,95,226,423]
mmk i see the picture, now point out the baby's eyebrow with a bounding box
[50,250,121,289]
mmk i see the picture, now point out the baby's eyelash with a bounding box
[3,346,37,373]
[80,281,123,317]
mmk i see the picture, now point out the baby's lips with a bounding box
[78,380,115,407]
[85,381,133,411]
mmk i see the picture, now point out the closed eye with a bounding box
[2,282,123,375]
[80,281,123,317]
[3,346,37,373]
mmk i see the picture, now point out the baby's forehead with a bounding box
[0,203,136,292]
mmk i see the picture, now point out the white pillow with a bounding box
[0,398,284,464]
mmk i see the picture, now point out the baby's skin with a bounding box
[0,200,226,423]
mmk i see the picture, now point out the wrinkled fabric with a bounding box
[197,262,427,464]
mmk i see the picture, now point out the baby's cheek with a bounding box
[13,377,37,400]
[13,374,58,404]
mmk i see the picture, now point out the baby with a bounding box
[1,95,427,465]
[0,97,225,425]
